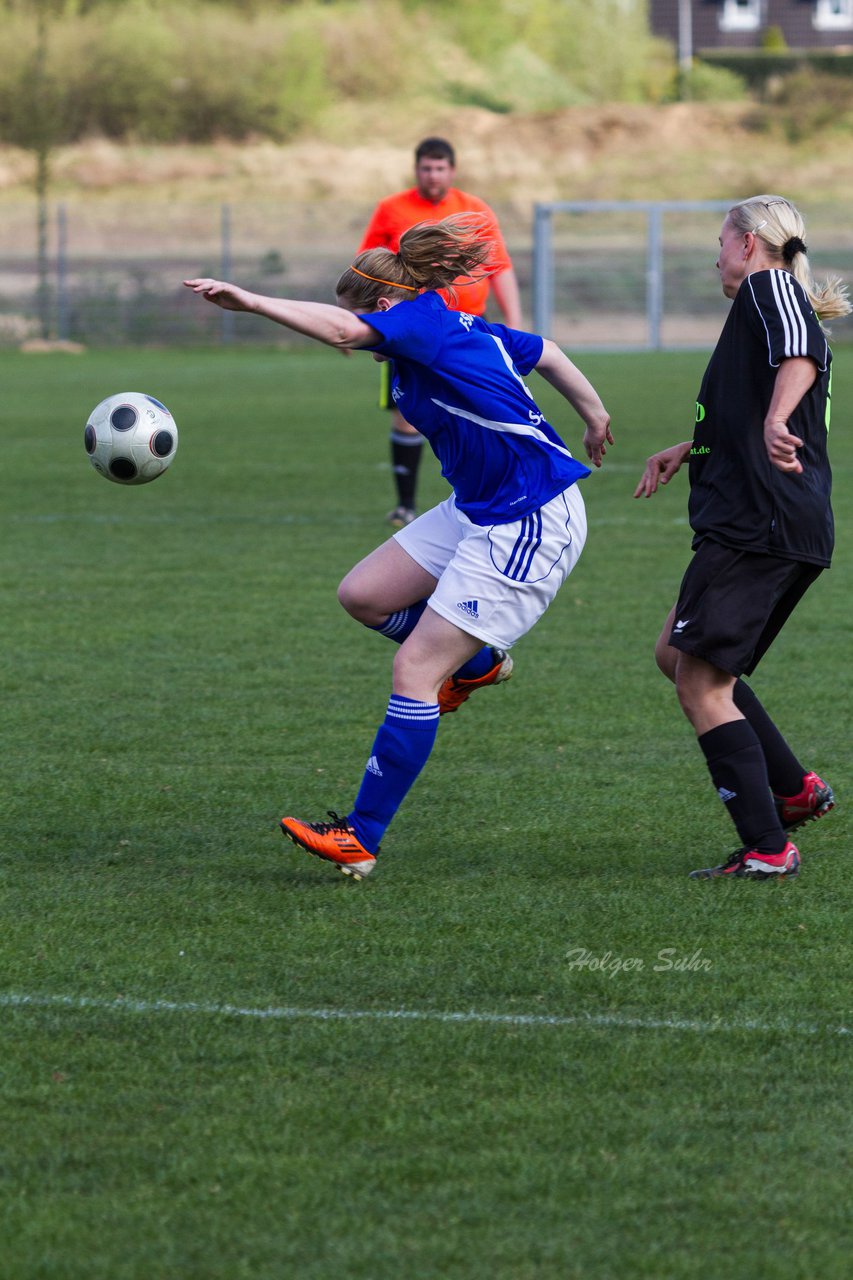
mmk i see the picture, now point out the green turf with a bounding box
[1,346,850,1279]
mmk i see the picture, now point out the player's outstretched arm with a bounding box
[534,339,613,467]
[633,442,692,498]
[183,279,380,349]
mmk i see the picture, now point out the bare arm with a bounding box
[183,279,381,349]
[633,441,693,498]
[489,266,522,328]
[764,356,817,475]
[535,338,613,467]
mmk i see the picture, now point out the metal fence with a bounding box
[533,199,853,349]
[2,198,852,350]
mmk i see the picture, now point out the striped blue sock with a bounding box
[348,695,440,852]
[369,600,428,644]
[453,645,496,680]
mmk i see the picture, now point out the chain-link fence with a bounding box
[2,198,851,350]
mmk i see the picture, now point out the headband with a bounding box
[349,266,419,292]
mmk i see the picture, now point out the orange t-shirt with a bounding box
[358,186,513,317]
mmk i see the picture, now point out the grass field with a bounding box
[1,345,850,1279]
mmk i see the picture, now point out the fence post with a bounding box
[57,203,69,341]
[532,203,553,338]
[646,204,663,351]
[220,204,234,344]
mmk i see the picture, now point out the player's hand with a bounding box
[583,416,614,468]
[764,421,804,474]
[633,442,691,498]
[183,278,251,312]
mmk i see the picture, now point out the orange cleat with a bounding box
[437,648,513,716]
[280,811,377,880]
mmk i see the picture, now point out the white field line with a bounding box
[0,991,848,1037]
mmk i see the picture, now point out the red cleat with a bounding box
[774,771,834,833]
[689,841,800,880]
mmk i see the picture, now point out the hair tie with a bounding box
[348,266,418,292]
[782,236,807,263]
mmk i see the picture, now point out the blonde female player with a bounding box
[185,214,613,879]
[635,195,849,880]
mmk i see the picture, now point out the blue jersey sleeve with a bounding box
[485,325,544,377]
[357,293,443,365]
[745,270,830,371]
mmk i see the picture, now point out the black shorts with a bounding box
[669,539,823,677]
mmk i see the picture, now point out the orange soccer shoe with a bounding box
[437,647,513,716]
[280,811,376,880]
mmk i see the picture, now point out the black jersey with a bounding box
[688,269,834,567]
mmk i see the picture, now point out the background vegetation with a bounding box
[2,0,851,160]
[0,0,689,147]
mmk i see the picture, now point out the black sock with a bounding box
[698,720,788,854]
[390,430,424,510]
[732,679,804,797]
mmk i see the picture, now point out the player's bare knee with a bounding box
[655,637,678,682]
[337,573,375,624]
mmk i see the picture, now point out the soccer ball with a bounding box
[84,392,178,486]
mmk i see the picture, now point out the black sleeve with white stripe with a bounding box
[745,269,829,371]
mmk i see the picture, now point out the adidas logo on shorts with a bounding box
[455,599,479,619]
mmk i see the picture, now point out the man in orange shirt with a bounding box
[358,136,522,526]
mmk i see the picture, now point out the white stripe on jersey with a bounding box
[430,398,576,460]
[768,268,808,356]
[488,333,535,401]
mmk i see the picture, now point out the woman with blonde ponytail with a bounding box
[634,195,849,882]
[185,215,613,880]
[726,194,850,326]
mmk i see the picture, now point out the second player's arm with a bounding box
[633,441,693,498]
[534,339,613,467]
[183,279,380,349]
[489,266,523,328]
[763,355,817,475]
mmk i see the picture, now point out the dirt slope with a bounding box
[0,103,850,212]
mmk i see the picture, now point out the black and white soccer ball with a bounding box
[84,392,178,485]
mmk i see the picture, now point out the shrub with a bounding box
[764,66,853,143]
[0,0,698,145]
[683,60,749,104]
[761,25,788,53]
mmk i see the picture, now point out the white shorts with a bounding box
[393,484,587,649]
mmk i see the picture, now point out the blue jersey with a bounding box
[360,291,590,525]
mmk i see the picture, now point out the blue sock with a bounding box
[348,695,440,852]
[369,600,427,644]
[371,603,495,681]
[453,645,496,681]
